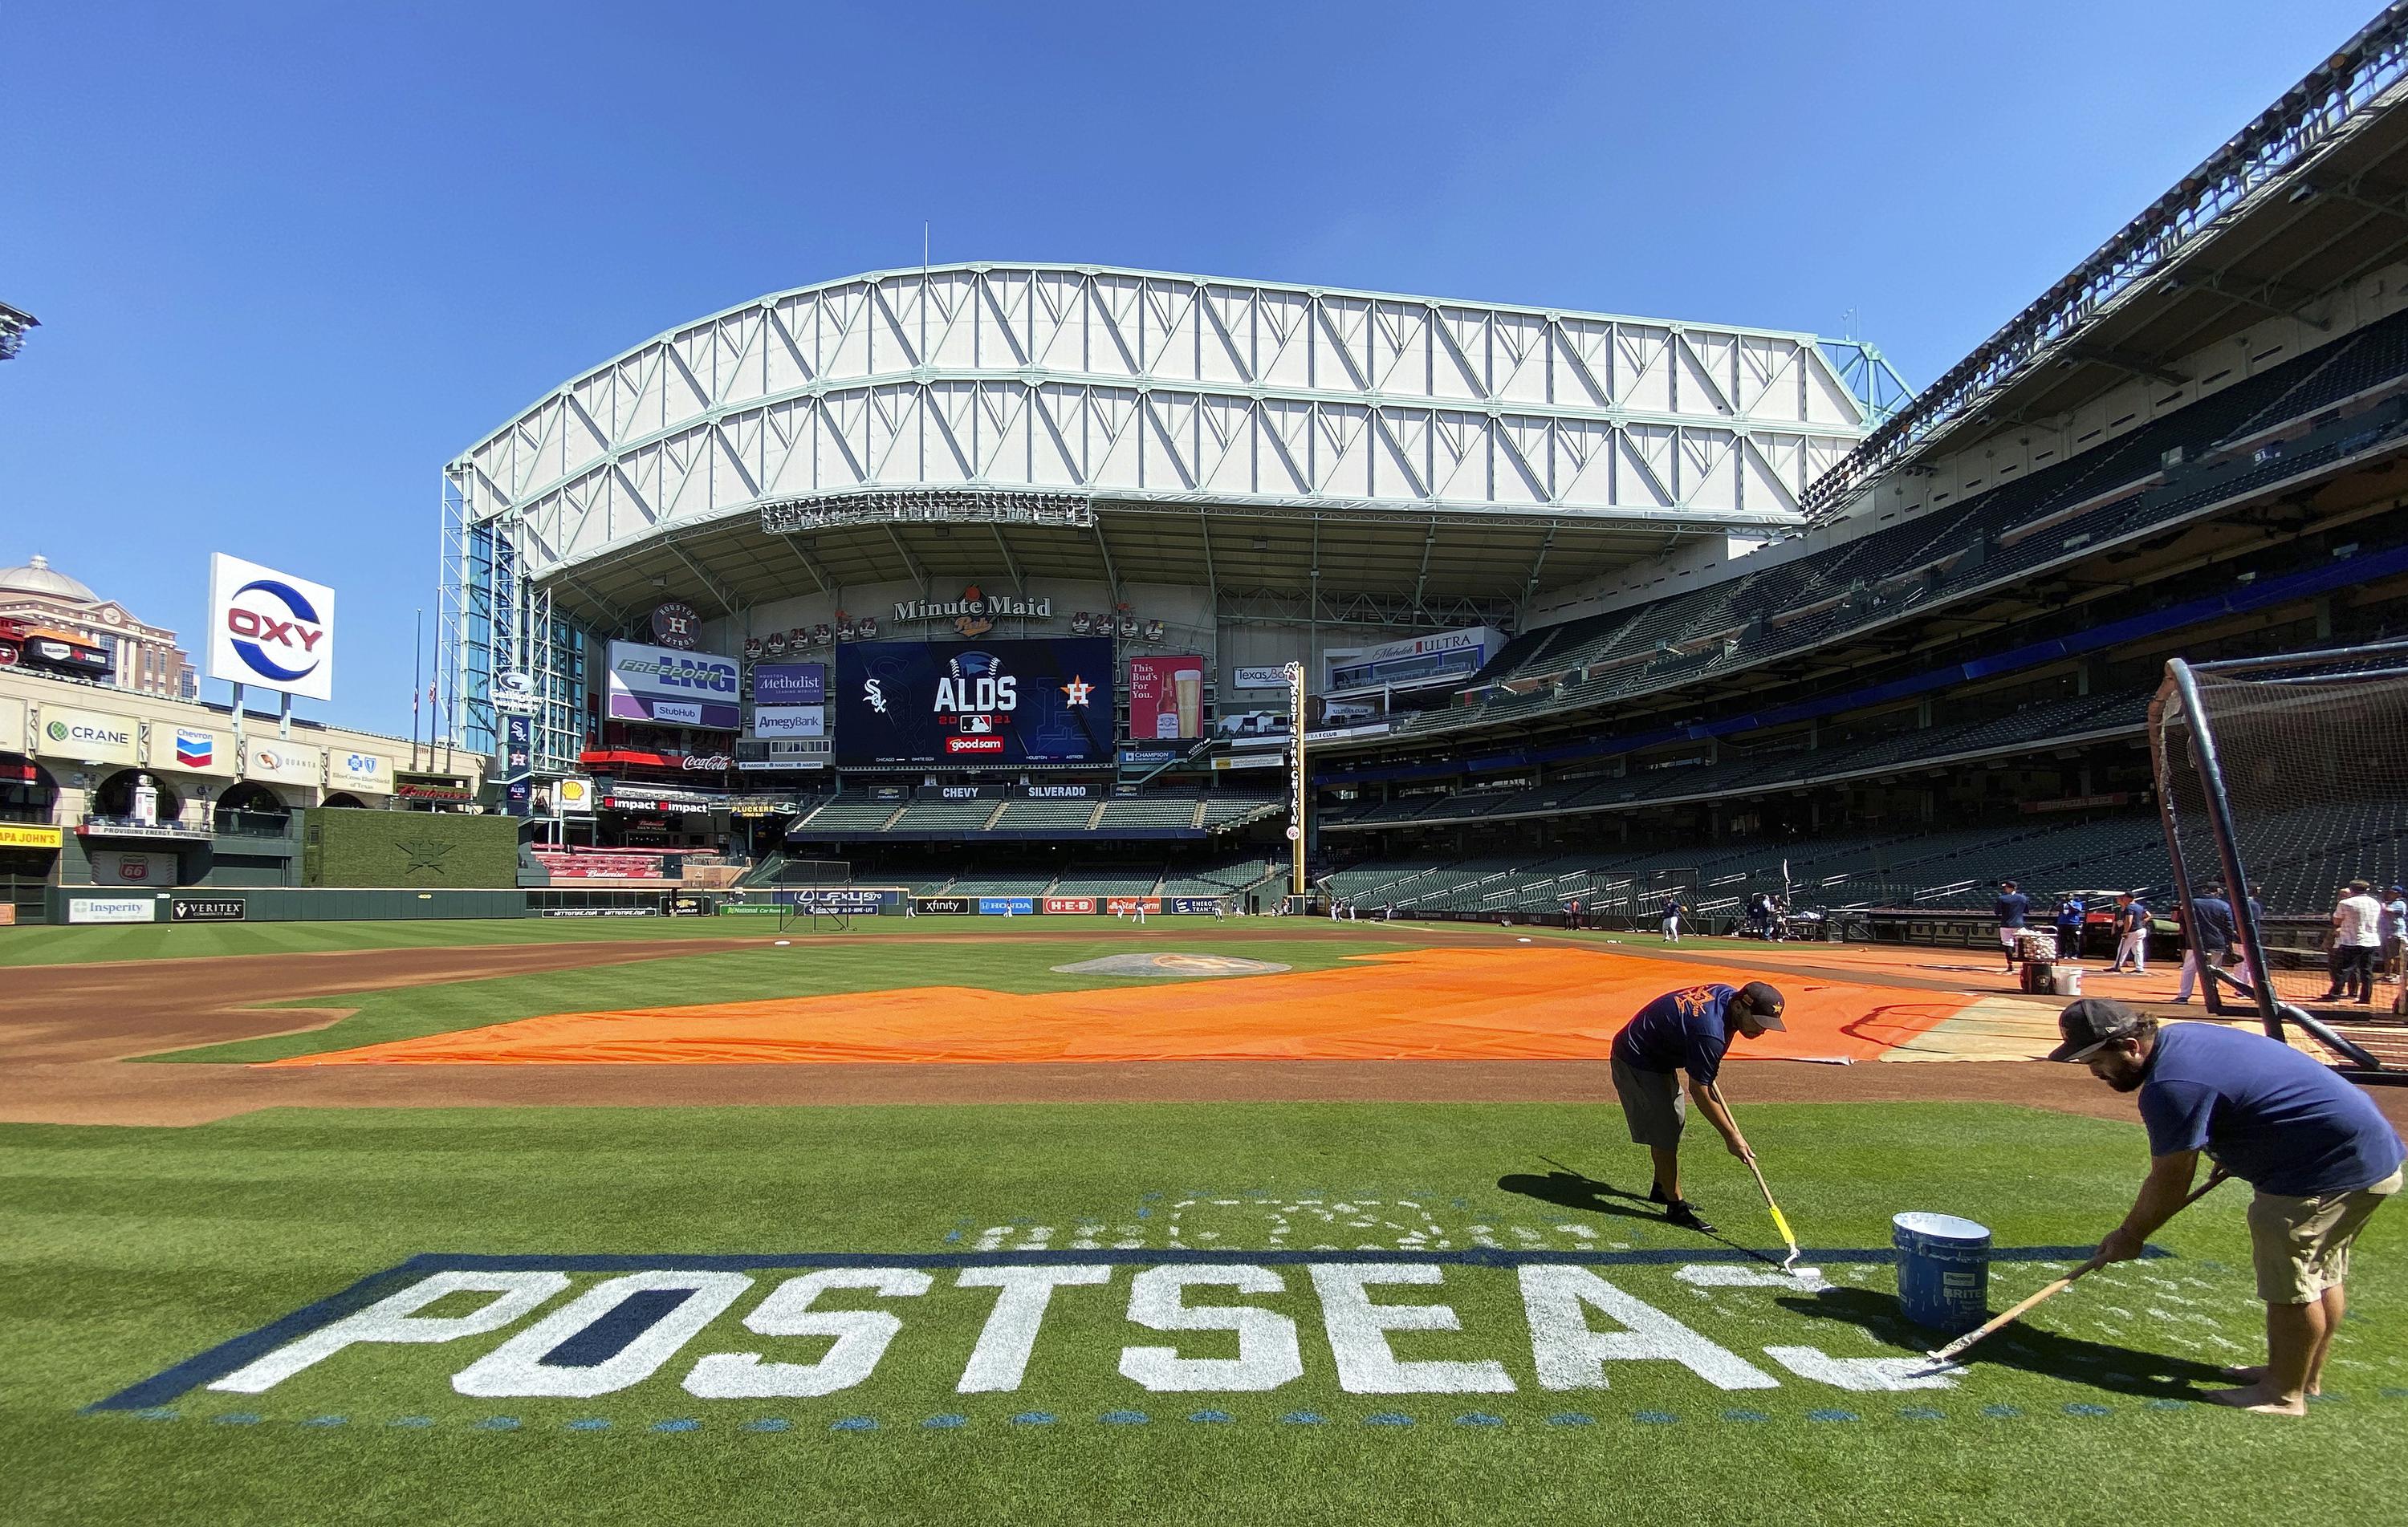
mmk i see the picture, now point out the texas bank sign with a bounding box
[207,553,336,703]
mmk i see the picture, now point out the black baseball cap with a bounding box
[1737,981,1788,1030]
[2048,997,2148,1062]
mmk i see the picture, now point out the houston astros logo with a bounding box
[225,578,328,683]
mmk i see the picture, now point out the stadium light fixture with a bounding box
[760,489,1093,534]
[0,302,37,361]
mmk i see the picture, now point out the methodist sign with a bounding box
[606,641,740,731]
[207,553,336,702]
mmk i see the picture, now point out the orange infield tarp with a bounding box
[267,946,1971,1067]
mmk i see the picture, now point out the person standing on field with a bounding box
[2323,880,2383,1005]
[1995,879,2032,970]
[2055,892,2087,960]
[1609,981,1788,1233]
[2111,891,2149,975]
[1660,895,1685,943]
[2053,997,2402,1415]
[2173,883,2238,1005]
[2382,885,2406,985]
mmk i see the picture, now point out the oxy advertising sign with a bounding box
[1129,656,1206,741]
[244,742,323,787]
[332,752,393,794]
[752,706,825,739]
[207,553,336,702]
[606,641,741,731]
[34,705,138,766]
[751,663,825,705]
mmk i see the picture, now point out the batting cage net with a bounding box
[772,859,858,932]
[2151,642,2408,1074]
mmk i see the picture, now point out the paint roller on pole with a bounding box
[1918,1170,2228,1371]
[1706,1081,1803,1271]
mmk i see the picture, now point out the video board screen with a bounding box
[833,639,1116,766]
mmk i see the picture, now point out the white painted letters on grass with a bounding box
[209,1271,570,1394]
[1520,1265,1780,1391]
[452,1271,753,1399]
[1119,1264,1303,1392]
[1308,1263,1515,1394]
[685,1269,933,1399]
[954,1265,1112,1392]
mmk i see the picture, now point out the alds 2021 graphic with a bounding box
[836,640,1114,766]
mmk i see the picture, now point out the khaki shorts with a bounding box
[1612,1058,1686,1148]
[2247,1168,2402,1303]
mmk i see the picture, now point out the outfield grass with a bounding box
[0,912,1380,968]
[6,1100,2403,1525]
[154,937,1410,1063]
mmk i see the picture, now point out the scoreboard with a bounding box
[833,640,1115,766]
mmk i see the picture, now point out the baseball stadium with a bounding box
[13,10,2408,1526]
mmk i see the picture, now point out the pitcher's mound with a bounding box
[1051,952,1291,978]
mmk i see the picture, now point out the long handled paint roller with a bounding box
[1919,1169,2229,1371]
[1706,1082,1803,1270]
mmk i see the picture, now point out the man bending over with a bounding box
[2053,997,2402,1415]
[1609,981,1786,1233]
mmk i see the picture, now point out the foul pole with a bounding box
[1287,660,1307,901]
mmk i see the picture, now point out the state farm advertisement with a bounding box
[1129,655,1206,741]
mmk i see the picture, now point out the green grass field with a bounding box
[7,1099,2406,1526]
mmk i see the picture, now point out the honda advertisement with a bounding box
[834,639,1115,766]
[1128,655,1207,741]
[606,640,740,731]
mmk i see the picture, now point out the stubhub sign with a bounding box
[607,641,740,732]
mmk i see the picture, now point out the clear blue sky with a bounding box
[0,0,2378,736]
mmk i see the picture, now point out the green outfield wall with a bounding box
[300,808,519,889]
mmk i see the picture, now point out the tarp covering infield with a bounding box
[92,1244,2155,1415]
[263,945,1983,1066]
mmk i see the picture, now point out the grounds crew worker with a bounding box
[1610,981,1786,1233]
[2053,997,2404,1415]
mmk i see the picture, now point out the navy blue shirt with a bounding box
[2138,1024,2405,1196]
[1613,984,1738,1086]
[2186,895,2235,952]
[1995,891,2030,928]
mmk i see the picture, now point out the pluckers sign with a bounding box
[207,553,336,703]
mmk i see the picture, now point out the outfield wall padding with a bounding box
[301,809,519,889]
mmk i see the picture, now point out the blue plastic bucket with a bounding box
[1892,1212,1991,1333]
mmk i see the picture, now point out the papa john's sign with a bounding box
[208,553,336,702]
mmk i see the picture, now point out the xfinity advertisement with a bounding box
[835,639,1115,766]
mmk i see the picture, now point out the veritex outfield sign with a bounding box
[91,1244,2120,1414]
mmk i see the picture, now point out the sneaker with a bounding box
[2170,997,2189,1005]
[1660,1199,1716,1234]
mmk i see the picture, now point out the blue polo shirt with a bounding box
[2137,1024,2405,1196]
[1995,891,2029,928]
[2186,895,2235,952]
[1613,984,1738,1086]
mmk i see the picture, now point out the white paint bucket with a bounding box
[2050,966,2083,997]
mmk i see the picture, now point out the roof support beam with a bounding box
[779,534,836,597]
[990,523,1026,591]
[1521,522,1559,607]
[667,542,743,618]
[1091,519,1123,607]
[883,526,929,594]
[2057,344,2189,388]
[1411,516,1440,619]
[2163,271,2331,331]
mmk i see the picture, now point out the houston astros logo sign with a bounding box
[207,553,336,702]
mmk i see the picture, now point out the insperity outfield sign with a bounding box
[92,1240,2173,1415]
